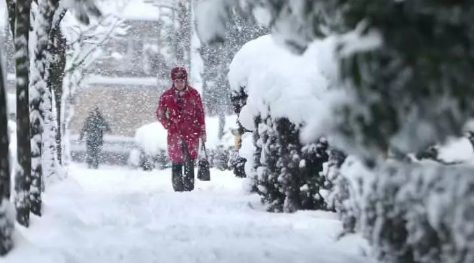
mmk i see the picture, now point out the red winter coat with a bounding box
[156,86,206,163]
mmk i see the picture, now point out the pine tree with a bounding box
[14,0,32,227]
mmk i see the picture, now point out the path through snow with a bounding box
[5,164,370,263]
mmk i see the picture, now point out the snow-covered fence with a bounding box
[228,35,332,212]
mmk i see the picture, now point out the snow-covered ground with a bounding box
[5,164,370,263]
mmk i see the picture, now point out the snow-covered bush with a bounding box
[201,115,237,170]
[129,122,169,170]
[0,198,14,255]
[325,149,347,212]
[228,35,331,212]
[201,2,474,262]
[335,157,474,263]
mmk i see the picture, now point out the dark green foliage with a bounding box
[252,116,329,212]
[327,0,474,160]
[357,162,474,263]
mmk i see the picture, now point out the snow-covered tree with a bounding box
[61,14,125,166]
[48,9,67,166]
[202,1,474,261]
[29,0,62,217]
[198,0,474,164]
[0,44,14,257]
[199,6,267,139]
[3,0,105,229]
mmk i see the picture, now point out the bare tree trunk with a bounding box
[0,49,14,255]
[14,0,32,227]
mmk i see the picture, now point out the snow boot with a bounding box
[183,161,195,191]
[172,163,185,192]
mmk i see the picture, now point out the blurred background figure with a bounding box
[79,106,111,169]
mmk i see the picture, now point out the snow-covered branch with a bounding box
[64,13,126,74]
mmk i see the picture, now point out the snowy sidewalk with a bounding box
[5,164,370,263]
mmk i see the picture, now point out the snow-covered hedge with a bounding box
[228,35,332,212]
[330,155,474,263]
[129,122,169,170]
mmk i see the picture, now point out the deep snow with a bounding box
[5,164,370,263]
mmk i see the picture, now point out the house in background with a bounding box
[71,0,178,138]
[1,0,182,165]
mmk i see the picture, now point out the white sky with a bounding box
[101,0,161,21]
[0,0,6,29]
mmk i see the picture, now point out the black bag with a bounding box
[197,144,211,181]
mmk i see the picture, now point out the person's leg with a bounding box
[91,144,99,169]
[183,160,195,191]
[86,144,93,168]
[171,163,184,192]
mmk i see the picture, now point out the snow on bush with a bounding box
[333,156,474,263]
[228,35,332,212]
[228,35,330,129]
[134,122,168,157]
[0,197,15,255]
[205,115,236,149]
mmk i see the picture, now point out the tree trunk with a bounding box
[61,71,81,167]
[30,0,61,213]
[0,55,10,200]
[54,89,63,164]
[42,90,56,188]
[48,13,66,165]
[0,48,14,256]
[14,0,32,227]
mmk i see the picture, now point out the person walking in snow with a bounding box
[156,67,206,192]
[79,106,111,169]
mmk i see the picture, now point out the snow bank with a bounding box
[120,0,160,21]
[437,137,474,163]
[134,122,168,156]
[228,35,332,130]
[7,93,15,116]
[205,115,237,149]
